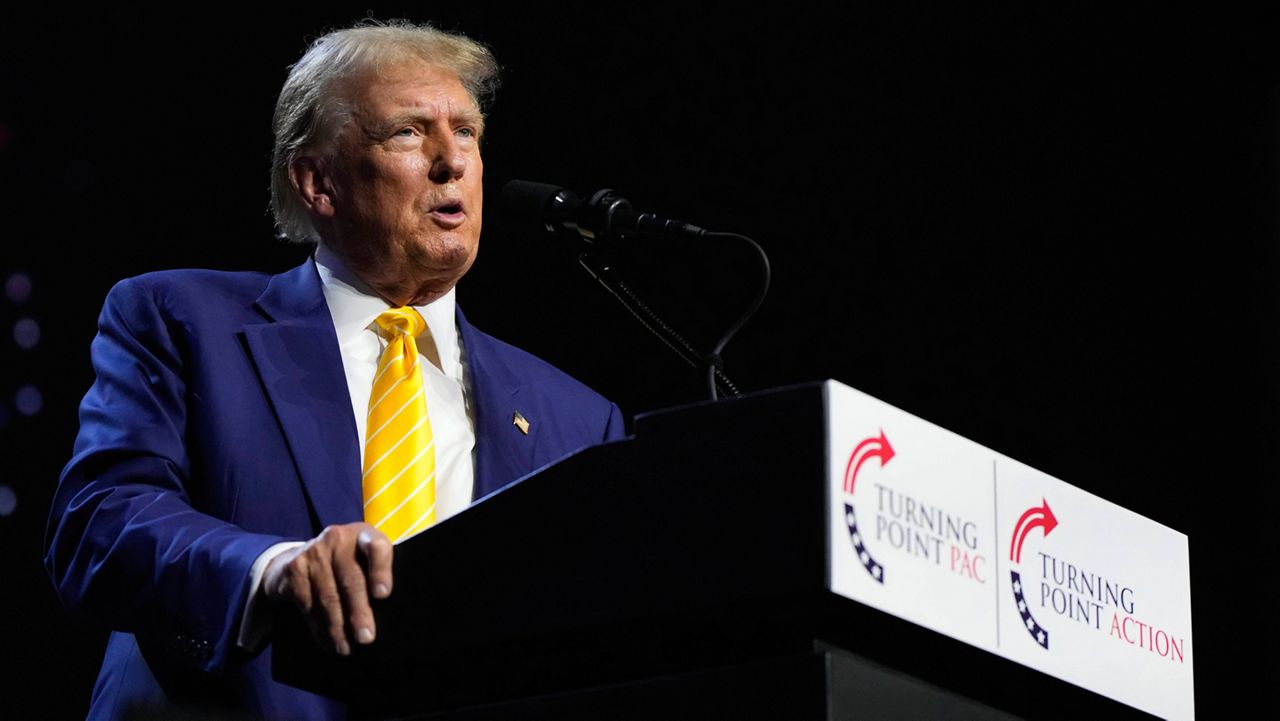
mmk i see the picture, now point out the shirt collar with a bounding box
[313,243,459,364]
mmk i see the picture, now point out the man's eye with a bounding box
[456,127,476,139]
[394,127,416,137]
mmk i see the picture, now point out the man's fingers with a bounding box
[334,549,375,646]
[358,528,394,600]
[309,550,350,656]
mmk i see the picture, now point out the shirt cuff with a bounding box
[236,541,305,652]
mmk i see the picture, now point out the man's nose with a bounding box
[427,136,467,183]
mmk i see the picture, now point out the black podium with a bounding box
[275,383,1154,720]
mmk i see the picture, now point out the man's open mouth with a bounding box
[429,200,467,226]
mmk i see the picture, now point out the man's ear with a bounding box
[290,155,336,218]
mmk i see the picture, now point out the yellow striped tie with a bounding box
[362,307,436,544]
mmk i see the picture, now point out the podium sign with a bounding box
[826,381,1194,720]
[274,380,1188,720]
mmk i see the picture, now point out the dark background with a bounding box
[2,6,1275,718]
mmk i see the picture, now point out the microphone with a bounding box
[499,180,707,242]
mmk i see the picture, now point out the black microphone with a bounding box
[499,180,707,242]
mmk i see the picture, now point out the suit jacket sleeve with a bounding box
[45,277,286,673]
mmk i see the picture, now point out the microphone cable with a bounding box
[578,229,770,401]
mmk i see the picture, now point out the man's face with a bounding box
[314,59,485,306]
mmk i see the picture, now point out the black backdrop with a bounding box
[2,7,1275,718]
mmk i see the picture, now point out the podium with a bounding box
[275,382,1189,720]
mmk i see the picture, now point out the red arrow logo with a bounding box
[1009,499,1059,564]
[843,430,895,495]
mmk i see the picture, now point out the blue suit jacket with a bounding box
[45,258,625,720]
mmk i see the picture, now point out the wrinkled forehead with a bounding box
[312,57,482,149]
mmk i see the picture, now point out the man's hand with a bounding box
[262,522,393,656]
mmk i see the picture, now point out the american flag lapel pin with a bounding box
[512,411,530,435]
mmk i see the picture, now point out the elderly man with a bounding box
[45,21,623,720]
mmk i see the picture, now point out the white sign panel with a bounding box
[825,381,1193,720]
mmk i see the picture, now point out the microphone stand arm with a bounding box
[577,229,770,402]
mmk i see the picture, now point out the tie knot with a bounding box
[374,307,426,338]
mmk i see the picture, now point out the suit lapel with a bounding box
[458,308,536,500]
[242,258,363,529]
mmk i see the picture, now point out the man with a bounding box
[45,21,624,720]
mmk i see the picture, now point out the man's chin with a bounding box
[412,229,478,263]
[411,240,477,279]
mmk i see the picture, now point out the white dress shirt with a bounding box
[238,247,476,649]
[313,243,476,519]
